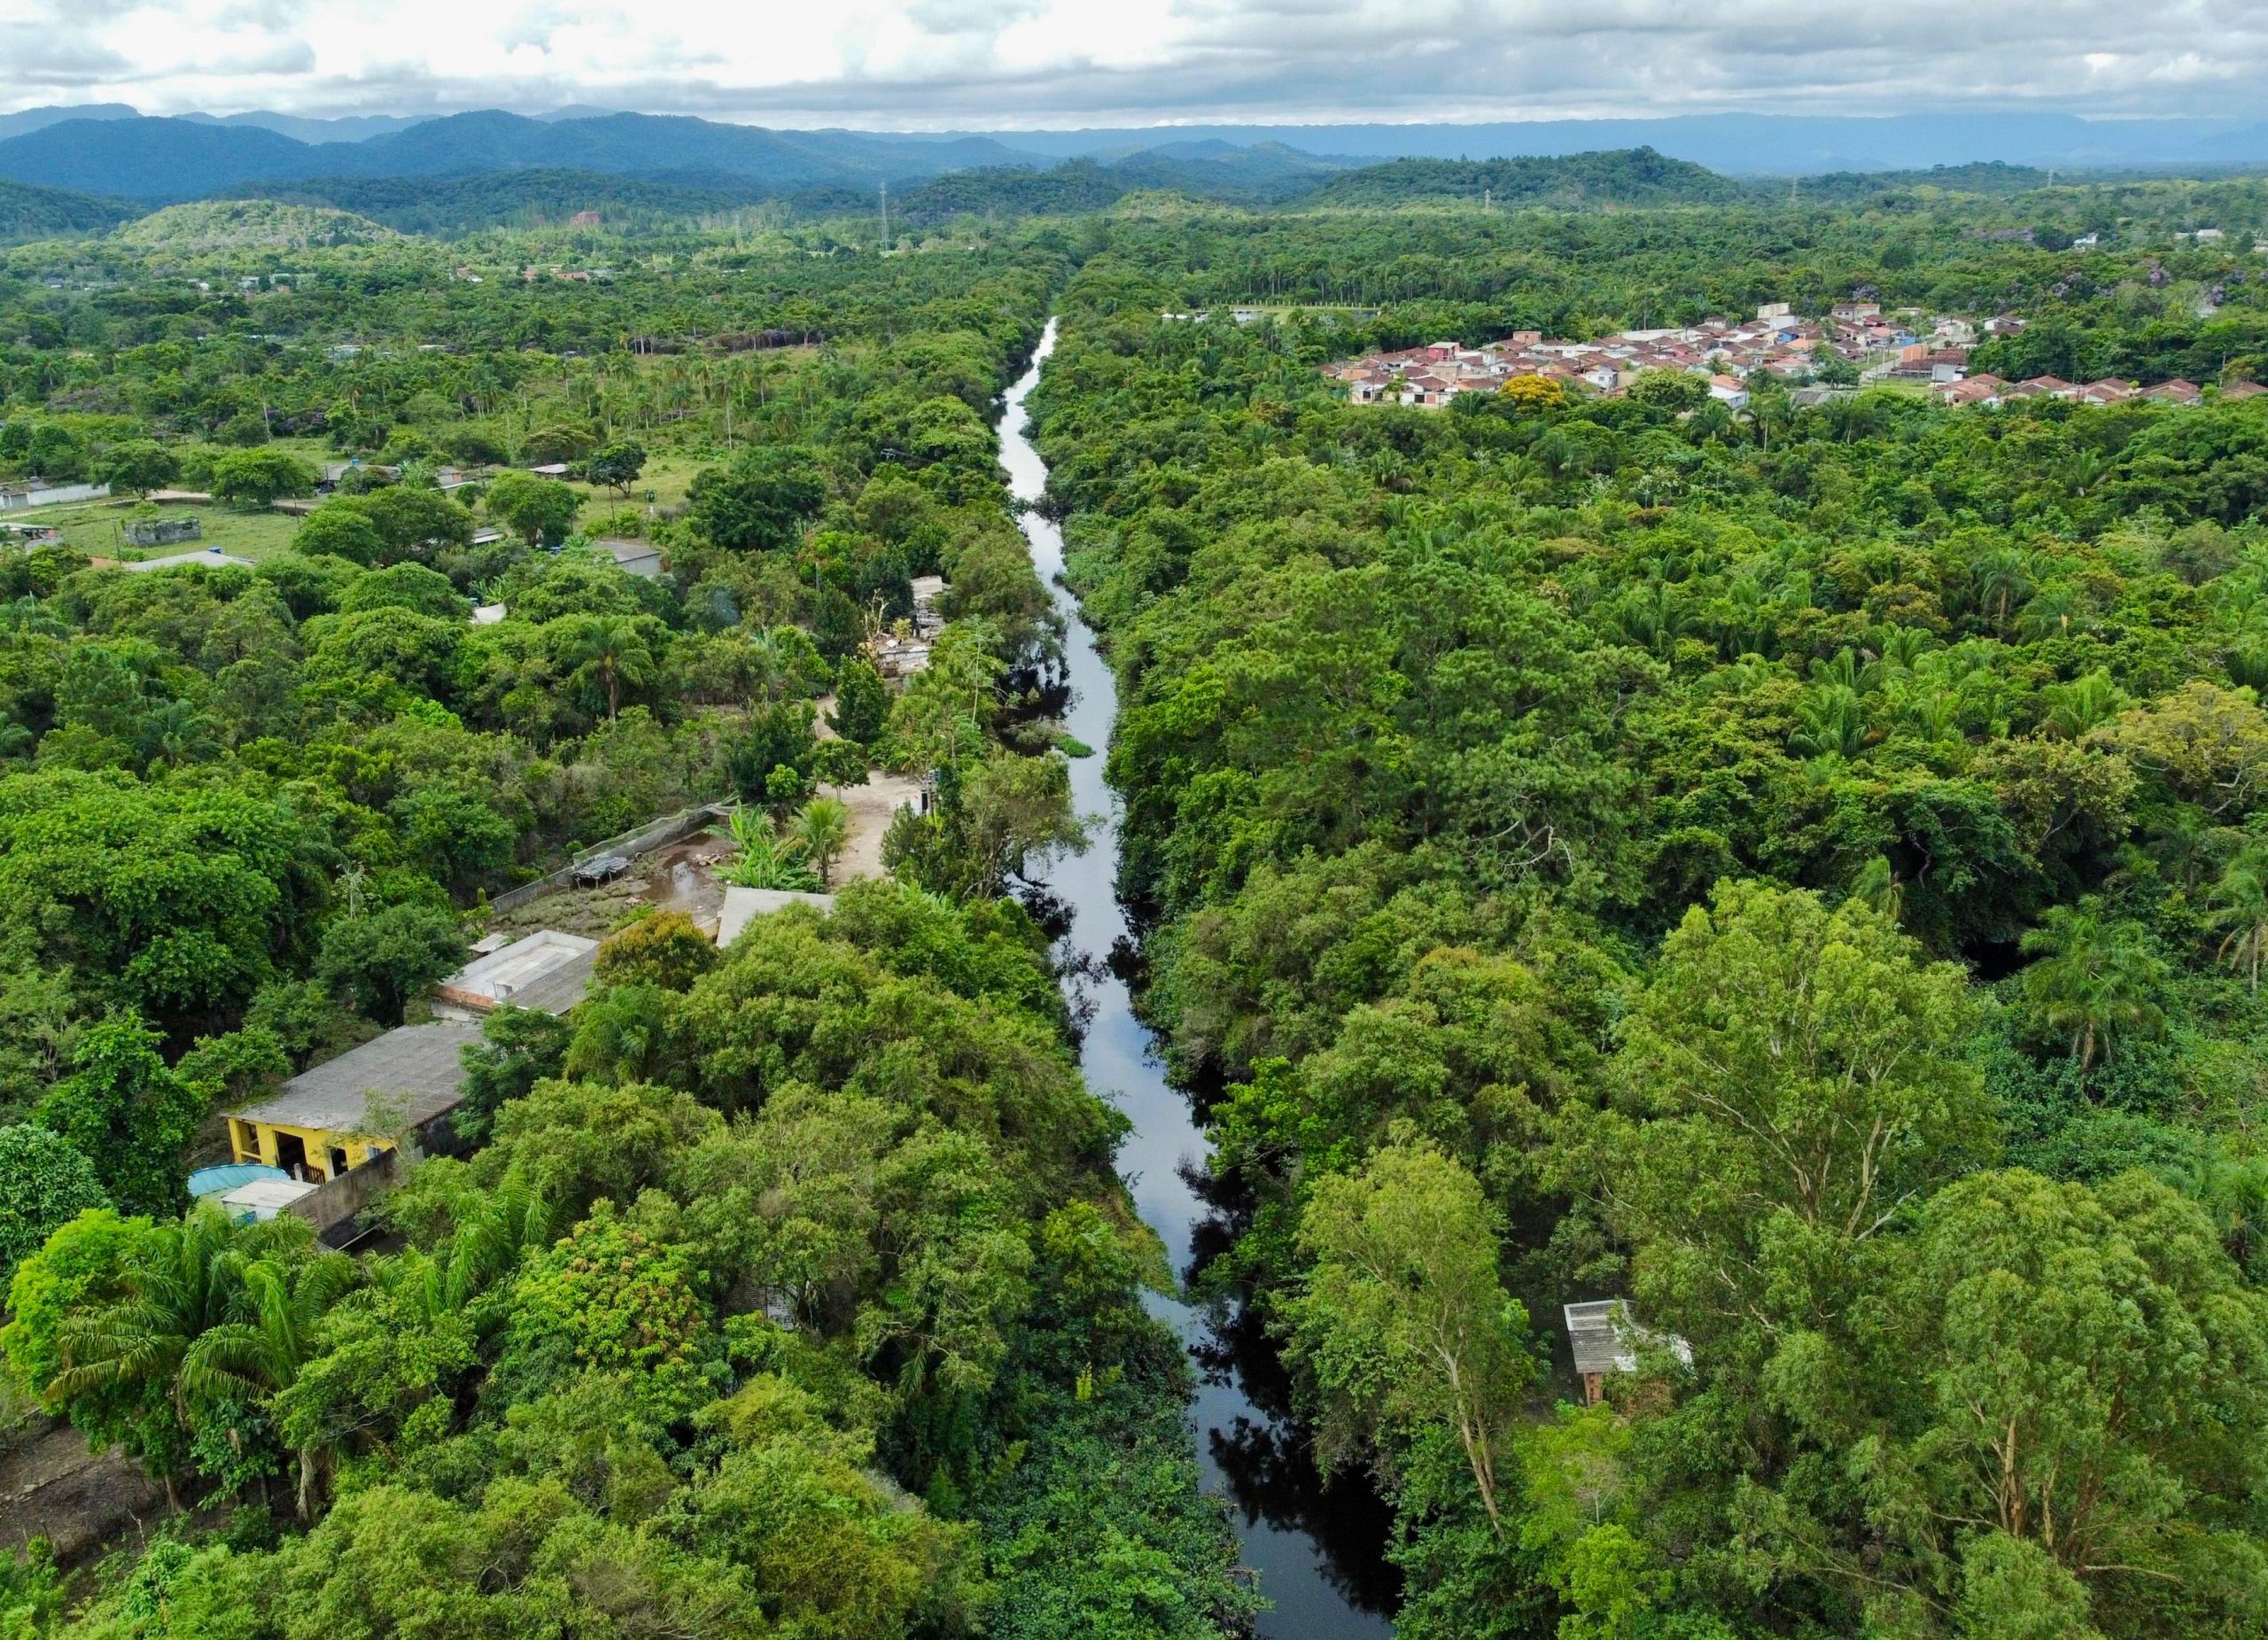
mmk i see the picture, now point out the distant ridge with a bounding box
[0,111,1045,203]
[3,105,2264,211]
[175,110,431,144]
[935,112,2267,175]
[1311,148,1738,207]
[0,176,137,242]
[0,104,142,142]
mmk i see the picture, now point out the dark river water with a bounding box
[998,322,1401,1637]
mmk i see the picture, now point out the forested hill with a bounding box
[1309,146,1741,207]
[842,144,1353,225]
[0,112,1036,204]
[0,177,136,243]
[212,169,780,236]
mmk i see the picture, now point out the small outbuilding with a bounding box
[1565,1299,1692,1405]
[435,929,599,1014]
[591,537,664,579]
[717,884,834,947]
[220,1178,319,1224]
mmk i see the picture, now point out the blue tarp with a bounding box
[188,1162,287,1200]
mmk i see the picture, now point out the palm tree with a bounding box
[564,615,657,719]
[136,698,221,771]
[1894,681,1964,744]
[2041,669,2126,739]
[2016,584,2083,642]
[1792,683,1869,759]
[1971,548,2034,630]
[2018,902,2169,1089]
[50,1209,308,1507]
[2208,847,2268,992]
[717,807,820,891]
[790,797,852,887]
[1745,390,1793,452]
[2168,1144,2268,1280]
[181,1250,359,1518]
[1850,854,1906,923]
[1715,576,1775,658]
[1688,400,1735,445]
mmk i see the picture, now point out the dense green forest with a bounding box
[0,221,1250,1639]
[4,159,2268,1640]
[1027,190,2268,1638]
[0,182,136,245]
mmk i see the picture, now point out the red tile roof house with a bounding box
[1938,375,2006,406]
[2077,380,2139,405]
[2005,376,2078,400]
[2142,379,2204,405]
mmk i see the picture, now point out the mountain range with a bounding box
[936,113,2268,175]
[0,111,1045,202]
[3,105,2268,209]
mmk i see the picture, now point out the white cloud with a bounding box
[3,0,2264,124]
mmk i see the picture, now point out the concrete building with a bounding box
[0,480,110,511]
[224,1021,484,1184]
[910,575,948,639]
[435,929,599,1015]
[122,517,202,548]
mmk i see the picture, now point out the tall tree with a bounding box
[35,1014,203,1220]
[1596,880,1991,1334]
[1285,1141,1533,1528]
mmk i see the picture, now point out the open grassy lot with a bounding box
[9,497,304,564]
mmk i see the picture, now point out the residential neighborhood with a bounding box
[1321,298,2258,410]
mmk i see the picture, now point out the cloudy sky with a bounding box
[2,0,2262,127]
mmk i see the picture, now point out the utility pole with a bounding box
[879,181,890,253]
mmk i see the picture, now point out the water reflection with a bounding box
[1000,321,1400,1637]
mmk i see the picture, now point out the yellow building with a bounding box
[226,1021,483,1184]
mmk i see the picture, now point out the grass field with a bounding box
[9,498,304,564]
[556,453,704,534]
[5,441,703,569]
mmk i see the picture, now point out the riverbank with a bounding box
[999,321,1399,1639]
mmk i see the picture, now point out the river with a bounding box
[998,321,1400,1638]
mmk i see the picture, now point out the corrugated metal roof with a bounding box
[1565,1299,1692,1379]
[226,1021,482,1135]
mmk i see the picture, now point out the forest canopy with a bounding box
[4,155,2268,1640]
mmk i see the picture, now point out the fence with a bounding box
[0,482,110,511]
[486,800,733,915]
